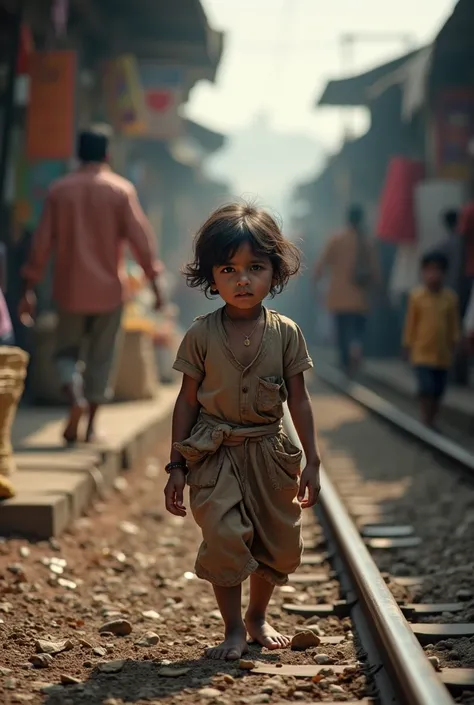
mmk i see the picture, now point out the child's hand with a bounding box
[164,468,187,517]
[298,462,321,509]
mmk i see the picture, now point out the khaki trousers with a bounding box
[175,414,303,587]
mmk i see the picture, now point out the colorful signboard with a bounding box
[435,89,474,181]
[103,55,147,137]
[139,65,184,141]
[26,51,76,160]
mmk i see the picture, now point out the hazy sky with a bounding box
[186,0,457,151]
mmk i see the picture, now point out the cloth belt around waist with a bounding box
[199,413,282,448]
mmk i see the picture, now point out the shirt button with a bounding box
[242,387,248,393]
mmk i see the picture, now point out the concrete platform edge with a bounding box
[0,390,176,540]
[360,364,473,432]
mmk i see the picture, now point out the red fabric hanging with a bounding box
[376,156,425,243]
[16,25,34,75]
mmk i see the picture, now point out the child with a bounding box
[164,203,320,661]
[403,251,460,429]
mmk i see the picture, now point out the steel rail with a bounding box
[283,405,455,705]
[316,361,474,476]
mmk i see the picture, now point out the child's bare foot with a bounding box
[206,626,249,661]
[245,615,290,650]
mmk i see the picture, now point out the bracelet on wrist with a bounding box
[165,461,188,475]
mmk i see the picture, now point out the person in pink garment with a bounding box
[18,129,162,444]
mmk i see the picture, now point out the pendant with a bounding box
[244,338,251,347]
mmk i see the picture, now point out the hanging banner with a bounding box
[103,55,147,137]
[376,156,425,244]
[16,24,34,75]
[26,50,76,160]
[435,89,474,181]
[139,64,184,141]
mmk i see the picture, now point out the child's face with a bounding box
[212,242,274,310]
[422,263,445,289]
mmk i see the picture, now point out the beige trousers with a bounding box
[175,415,303,587]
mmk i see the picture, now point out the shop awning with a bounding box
[71,0,223,76]
[434,0,473,54]
[104,0,222,73]
[428,0,474,96]
[317,48,421,107]
[368,46,432,121]
[368,0,474,121]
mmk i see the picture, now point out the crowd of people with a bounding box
[1,133,473,436]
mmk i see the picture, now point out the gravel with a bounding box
[0,430,369,705]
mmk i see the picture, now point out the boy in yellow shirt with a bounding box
[403,251,460,430]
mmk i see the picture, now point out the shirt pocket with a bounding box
[185,449,224,489]
[264,434,303,490]
[256,377,288,415]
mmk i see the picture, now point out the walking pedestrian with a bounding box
[164,203,320,661]
[403,251,460,430]
[313,204,380,376]
[435,208,471,384]
[18,129,162,444]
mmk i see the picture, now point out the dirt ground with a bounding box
[0,427,369,705]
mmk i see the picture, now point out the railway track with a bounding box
[280,366,474,705]
[1,368,472,704]
[316,361,474,477]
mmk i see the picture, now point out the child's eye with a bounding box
[250,264,263,271]
[221,266,235,274]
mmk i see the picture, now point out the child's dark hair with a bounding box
[183,202,302,298]
[421,250,449,272]
[77,129,109,163]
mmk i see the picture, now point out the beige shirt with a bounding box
[314,227,380,313]
[173,307,313,426]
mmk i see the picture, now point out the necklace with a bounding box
[225,309,263,347]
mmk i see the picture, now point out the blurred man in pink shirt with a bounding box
[19,129,162,444]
